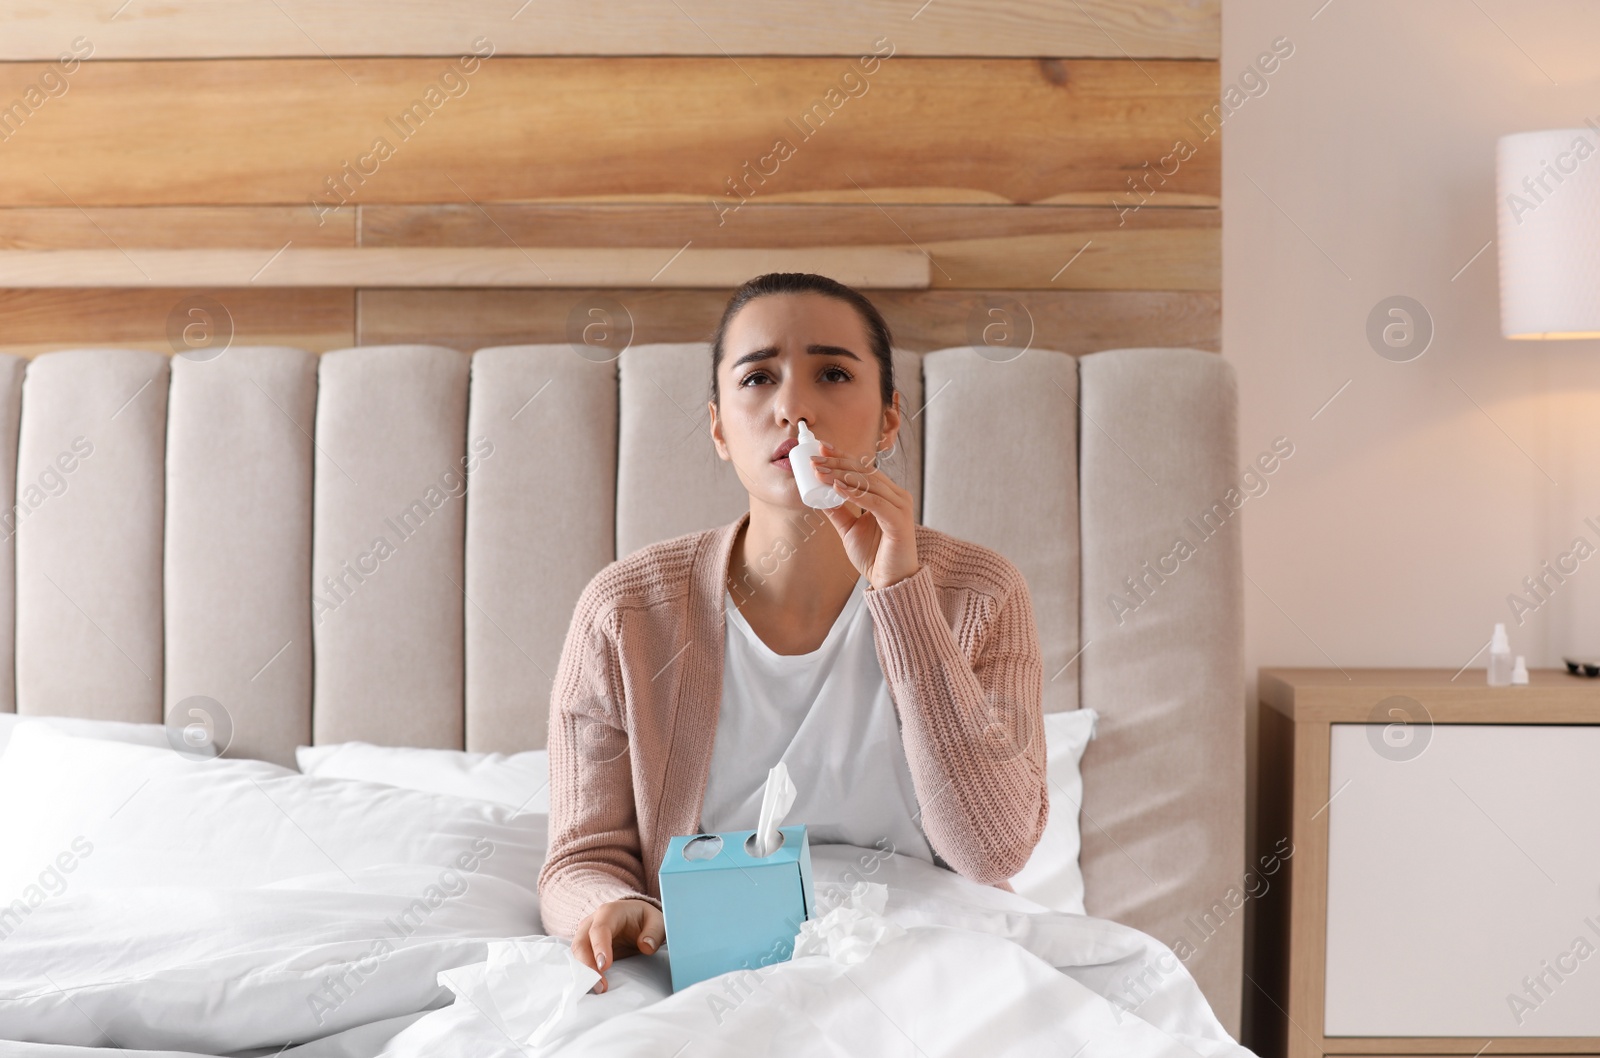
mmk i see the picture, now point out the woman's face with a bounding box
[709,292,901,510]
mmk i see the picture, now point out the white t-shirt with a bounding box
[698,574,935,864]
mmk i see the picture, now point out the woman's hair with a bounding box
[708,272,895,408]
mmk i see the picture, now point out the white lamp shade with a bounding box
[1496,127,1600,339]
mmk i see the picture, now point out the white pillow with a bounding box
[0,713,212,762]
[0,725,547,1053]
[297,740,550,814]
[1009,708,1098,915]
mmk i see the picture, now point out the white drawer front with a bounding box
[1326,723,1600,1036]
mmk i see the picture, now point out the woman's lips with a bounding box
[771,436,800,474]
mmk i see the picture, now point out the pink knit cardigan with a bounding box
[537,509,1049,938]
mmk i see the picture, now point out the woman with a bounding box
[538,272,1048,993]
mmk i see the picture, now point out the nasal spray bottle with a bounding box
[788,419,847,509]
[1487,622,1513,686]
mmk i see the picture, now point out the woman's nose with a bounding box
[771,379,821,430]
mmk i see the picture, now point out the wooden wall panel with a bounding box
[0,14,1223,354]
[0,58,1220,208]
[0,247,930,288]
[356,288,1220,356]
[0,207,355,248]
[0,289,355,358]
[2,2,1219,60]
[0,203,1216,291]
[361,203,1221,291]
[362,202,1217,248]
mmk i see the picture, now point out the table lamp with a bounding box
[1496,126,1600,680]
[1496,125,1600,339]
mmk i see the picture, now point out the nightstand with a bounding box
[1252,667,1600,1058]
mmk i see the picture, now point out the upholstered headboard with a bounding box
[0,341,1243,1032]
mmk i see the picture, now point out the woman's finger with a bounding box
[585,917,615,992]
[637,904,666,954]
[809,452,880,476]
[823,470,885,510]
[811,454,910,504]
[817,463,910,516]
[818,497,866,540]
[570,916,603,991]
[814,460,875,499]
[570,913,596,967]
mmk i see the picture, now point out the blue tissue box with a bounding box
[658,824,815,992]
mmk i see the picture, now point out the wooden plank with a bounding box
[363,203,1221,291]
[362,202,1220,247]
[1259,666,1600,724]
[0,58,1220,208]
[0,204,1217,290]
[0,289,354,357]
[1286,720,1329,1058]
[1,2,1219,60]
[925,229,1215,290]
[0,207,355,249]
[10,287,1214,361]
[1325,1046,1600,1055]
[356,288,1220,355]
[1248,703,1296,1058]
[0,247,930,288]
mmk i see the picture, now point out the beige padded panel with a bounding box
[166,348,317,767]
[885,347,924,525]
[0,355,25,715]
[918,346,1079,715]
[616,343,923,559]
[616,342,759,557]
[465,346,617,753]
[16,349,168,722]
[1077,347,1245,1034]
[312,345,469,749]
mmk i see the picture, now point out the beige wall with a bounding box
[1226,0,1600,1032]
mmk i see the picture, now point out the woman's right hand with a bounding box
[570,897,665,993]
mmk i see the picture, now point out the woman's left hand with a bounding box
[810,443,920,590]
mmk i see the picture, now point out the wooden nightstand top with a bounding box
[1259,666,1600,724]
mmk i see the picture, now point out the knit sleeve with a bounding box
[863,559,1049,885]
[537,579,662,938]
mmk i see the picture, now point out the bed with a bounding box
[0,340,1247,1056]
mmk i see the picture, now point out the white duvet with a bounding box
[1,849,1251,1058]
[0,727,1255,1058]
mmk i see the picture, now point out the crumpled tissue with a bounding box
[790,881,906,966]
[436,936,599,1050]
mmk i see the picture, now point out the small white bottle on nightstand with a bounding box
[1511,655,1529,685]
[1487,622,1513,686]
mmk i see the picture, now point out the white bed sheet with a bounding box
[1,845,1254,1058]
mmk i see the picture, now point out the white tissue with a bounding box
[752,760,796,857]
[436,937,599,1050]
[791,881,906,965]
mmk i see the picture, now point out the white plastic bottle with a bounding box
[788,419,846,509]
[1487,622,1513,686]
[1511,655,1529,686]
